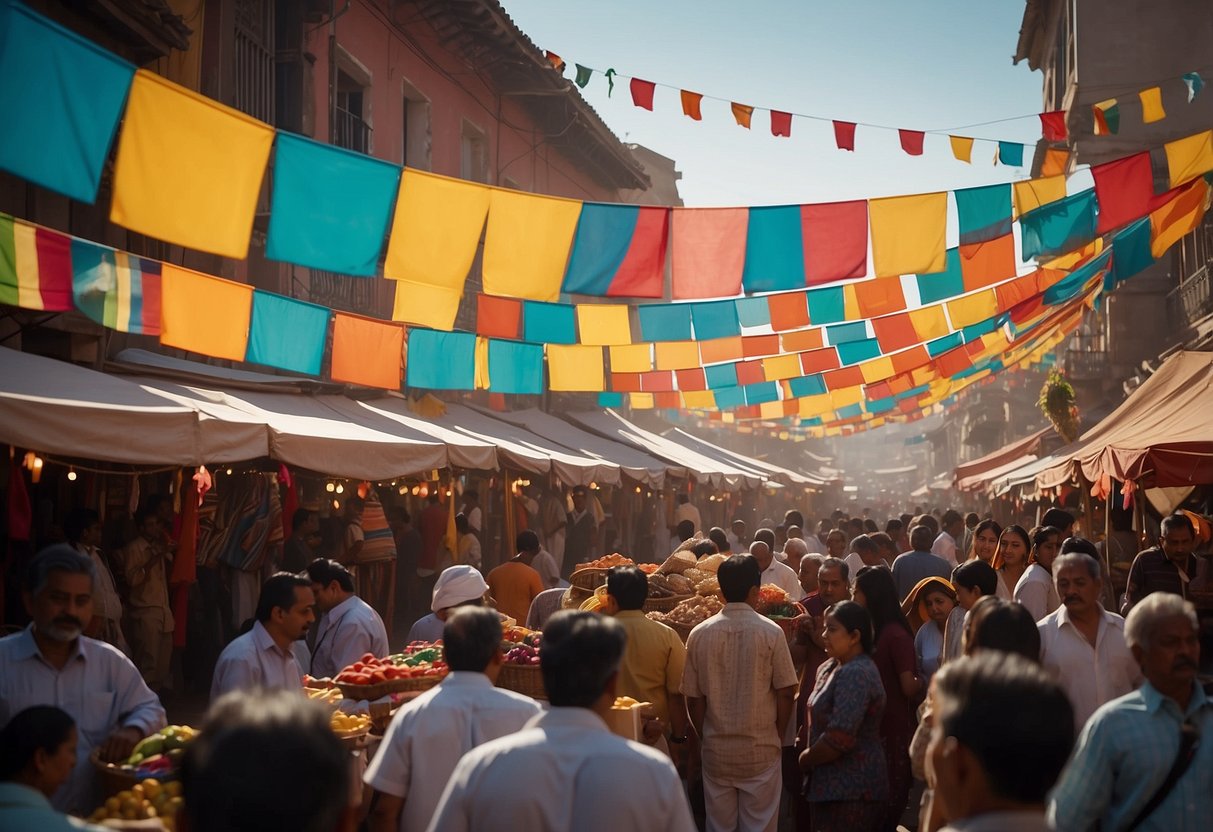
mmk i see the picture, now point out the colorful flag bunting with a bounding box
[899,130,925,156]
[1139,86,1165,123]
[671,208,747,298]
[1183,72,1204,103]
[70,239,161,334]
[731,102,754,129]
[482,189,581,301]
[1039,111,1068,142]
[690,300,740,340]
[576,304,632,346]
[246,291,329,376]
[407,330,475,390]
[1012,175,1067,216]
[0,1,135,203]
[955,183,1013,245]
[159,265,253,362]
[1163,130,1213,187]
[771,110,793,137]
[0,215,74,312]
[1019,189,1098,261]
[1093,99,1120,135]
[869,192,948,276]
[950,136,974,163]
[266,132,400,276]
[110,70,274,259]
[1149,177,1209,258]
[681,90,703,120]
[547,345,605,392]
[630,78,656,110]
[574,64,593,88]
[523,301,577,345]
[488,340,544,395]
[742,206,805,292]
[562,204,668,298]
[385,169,489,330]
[834,121,856,151]
[475,294,521,339]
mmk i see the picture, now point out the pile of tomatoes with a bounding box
[333,652,447,687]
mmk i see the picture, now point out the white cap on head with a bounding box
[431,565,489,612]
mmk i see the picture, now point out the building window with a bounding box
[460,119,489,183]
[234,0,274,122]
[401,79,431,170]
[334,71,371,153]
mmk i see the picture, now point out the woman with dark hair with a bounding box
[965,519,1002,565]
[962,597,1042,662]
[901,577,956,684]
[1013,526,1062,620]
[799,601,887,831]
[0,706,81,829]
[991,524,1031,601]
[853,566,919,832]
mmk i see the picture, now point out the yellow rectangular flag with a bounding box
[609,344,653,373]
[1139,86,1166,123]
[385,170,490,330]
[547,344,605,391]
[654,341,701,371]
[111,70,274,259]
[1164,130,1213,188]
[762,353,802,381]
[629,392,655,409]
[908,305,950,341]
[159,264,254,361]
[947,290,999,327]
[576,304,632,346]
[869,192,948,277]
[483,189,582,301]
[1013,176,1067,216]
[681,390,715,409]
[474,336,490,390]
[860,356,895,384]
[950,136,974,163]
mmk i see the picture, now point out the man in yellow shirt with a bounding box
[486,531,545,623]
[602,565,690,756]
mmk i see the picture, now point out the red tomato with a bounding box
[361,653,376,663]
[369,669,387,683]
[349,673,372,685]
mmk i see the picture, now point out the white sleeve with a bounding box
[364,711,413,798]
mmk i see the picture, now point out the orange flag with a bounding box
[731,102,754,129]
[681,90,703,120]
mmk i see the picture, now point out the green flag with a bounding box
[574,64,592,89]
[604,68,616,97]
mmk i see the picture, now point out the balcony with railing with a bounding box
[1168,263,1213,329]
[333,107,372,154]
[306,270,382,317]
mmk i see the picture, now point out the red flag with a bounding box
[1039,110,1068,142]
[833,120,856,151]
[899,129,925,156]
[545,51,565,72]
[630,78,656,111]
[770,110,792,137]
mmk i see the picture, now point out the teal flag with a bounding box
[916,249,963,304]
[267,133,401,275]
[1019,189,1098,262]
[638,304,692,342]
[806,286,845,324]
[407,330,475,390]
[0,1,135,202]
[246,291,330,375]
[955,183,1012,245]
[523,301,577,344]
[575,64,593,89]
[488,340,544,395]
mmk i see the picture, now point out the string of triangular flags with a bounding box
[546,49,1206,160]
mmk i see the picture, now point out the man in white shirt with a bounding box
[1037,553,1142,729]
[727,519,748,554]
[0,546,166,813]
[455,514,482,571]
[932,510,964,567]
[407,565,489,643]
[750,540,802,600]
[462,490,483,538]
[683,555,798,832]
[365,607,541,832]
[211,572,315,701]
[428,611,695,832]
[674,493,702,535]
[306,559,389,679]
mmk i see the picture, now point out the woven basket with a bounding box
[766,602,807,638]
[91,749,169,798]
[668,619,696,643]
[336,672,445,701]
[496,662,547,699]
[569,567,610,591]
[642,593,695,613]
[564,585,595,609]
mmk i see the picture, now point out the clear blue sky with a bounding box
[506,0,1048,207]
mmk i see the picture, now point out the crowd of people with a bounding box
[0,495,1210,832]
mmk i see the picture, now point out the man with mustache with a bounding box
[0,545,166,813]
[211,572,315,700]
[1037,552,1142,730]
[1050,592,1211,831]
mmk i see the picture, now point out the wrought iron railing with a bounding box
[307,270,378,316]
[333,107,372,154]
[1168,263,1212,328]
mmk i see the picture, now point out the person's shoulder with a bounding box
[478,684,545,713]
